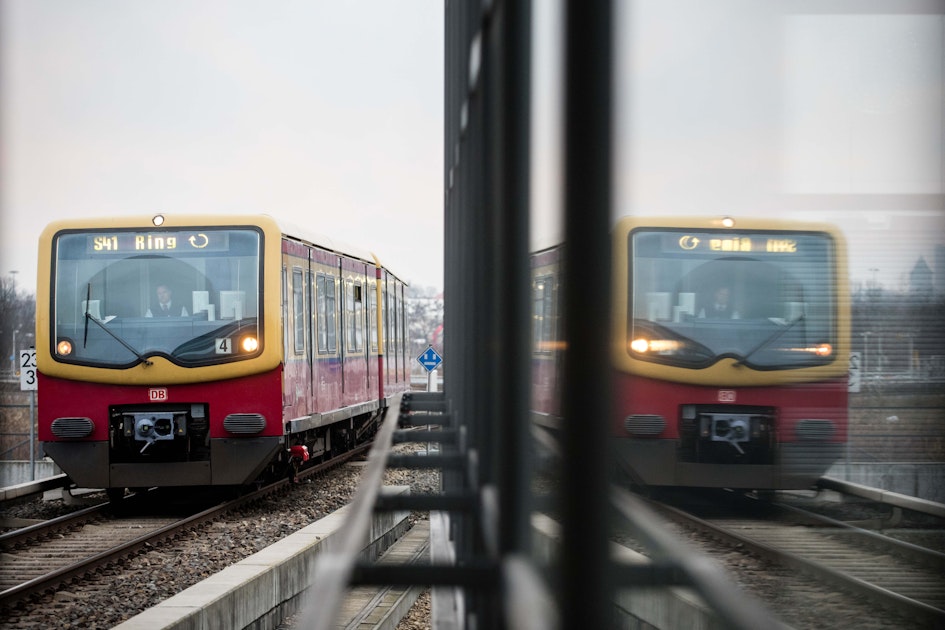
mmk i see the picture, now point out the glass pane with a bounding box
[316,274,328,352]
[629,228,836,368]
[52,227,262,366]
[293,269,304,354]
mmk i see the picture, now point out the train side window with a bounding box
[533,275,555,353]
[316,274,328,353]
[369,282,378,353]
[292,268,305,354]
[351,281,364,352]
[306,270,314,357]
[391,289,398,372]
[383,287,390,375]
[326,276,337,353]
[400,291,407,375]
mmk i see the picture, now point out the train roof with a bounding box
[265,216,408,284]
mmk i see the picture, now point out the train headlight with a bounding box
[57,340,74,356]
[241,336,259,353]
[630,338,650,353]
[630,338,680,354]
[814,343,832,357]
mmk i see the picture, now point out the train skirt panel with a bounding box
[612,372,848,489]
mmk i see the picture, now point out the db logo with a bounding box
[717,390,736,403]
[149,388,169,402]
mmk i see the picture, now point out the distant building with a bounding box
[910,256,932,297]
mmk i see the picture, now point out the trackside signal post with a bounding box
[417,345,442,392]
[19,348,37,480]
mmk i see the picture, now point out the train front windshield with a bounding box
[629,229,837,369]
[51,227,263,367]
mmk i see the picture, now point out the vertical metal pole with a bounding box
[561,1,614,628]
[496,0,532,559]
[30,390,36,480]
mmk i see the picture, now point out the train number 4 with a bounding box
[215,338,233,354]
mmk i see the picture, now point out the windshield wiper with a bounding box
[83,284,92,348]
[82,283,153,366]
[734,314,804,367]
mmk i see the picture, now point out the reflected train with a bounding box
[37,214,410,498]
[532,216,850,489]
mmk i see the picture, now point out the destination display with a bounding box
[87,231,231,254]
[668,233,803,255]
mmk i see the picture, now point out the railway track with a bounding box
[642,489,945,628]
[0,443,371,610]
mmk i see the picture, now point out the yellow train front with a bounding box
[36,214,409,497]
[610,217,850,489]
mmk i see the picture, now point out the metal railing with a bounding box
[276,2,786,628]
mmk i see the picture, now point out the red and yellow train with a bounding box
[533,216,850,490]
[36,214,409,498]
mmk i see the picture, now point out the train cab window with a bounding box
[50,227,263,367]
[628,228,837,369]
[292,268,305,354]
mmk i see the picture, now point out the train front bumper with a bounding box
[612,438,844,489]
[43,436,283,489]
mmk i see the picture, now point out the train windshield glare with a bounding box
[629,229,836,369]
[52,227,263,367]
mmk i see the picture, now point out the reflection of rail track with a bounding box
[0,443,369,608]
[633,488,945,628]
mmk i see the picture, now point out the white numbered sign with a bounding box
[19,349,37,391]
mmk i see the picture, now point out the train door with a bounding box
[311,256,341,413]
[367,270,378,397]
[282,240,313,420]
[340,259,369,406]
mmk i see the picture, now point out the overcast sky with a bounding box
[532,1,944,290]
[1,1,444,293]
[3,1,943,297]
[615,4,945,291]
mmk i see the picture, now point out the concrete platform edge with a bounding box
[111,485,412,630]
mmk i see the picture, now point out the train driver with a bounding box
[698,286,739,319]
[146,284,188,317]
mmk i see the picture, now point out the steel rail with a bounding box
[0,502,106,550]
[650,494,945,626]
[611,487,790,630]
[0,441,371,608]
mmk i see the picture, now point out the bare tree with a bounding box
[0,275,36,375]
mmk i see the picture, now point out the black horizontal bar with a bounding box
[351,563,497,587]
[393,429,457,444]
[402,392,445,402]
[374,493,477,512]
[401,401,449,413]
[399,414,452,427]
[386,454,465,470]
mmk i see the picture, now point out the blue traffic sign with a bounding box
[417,346,443,372]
